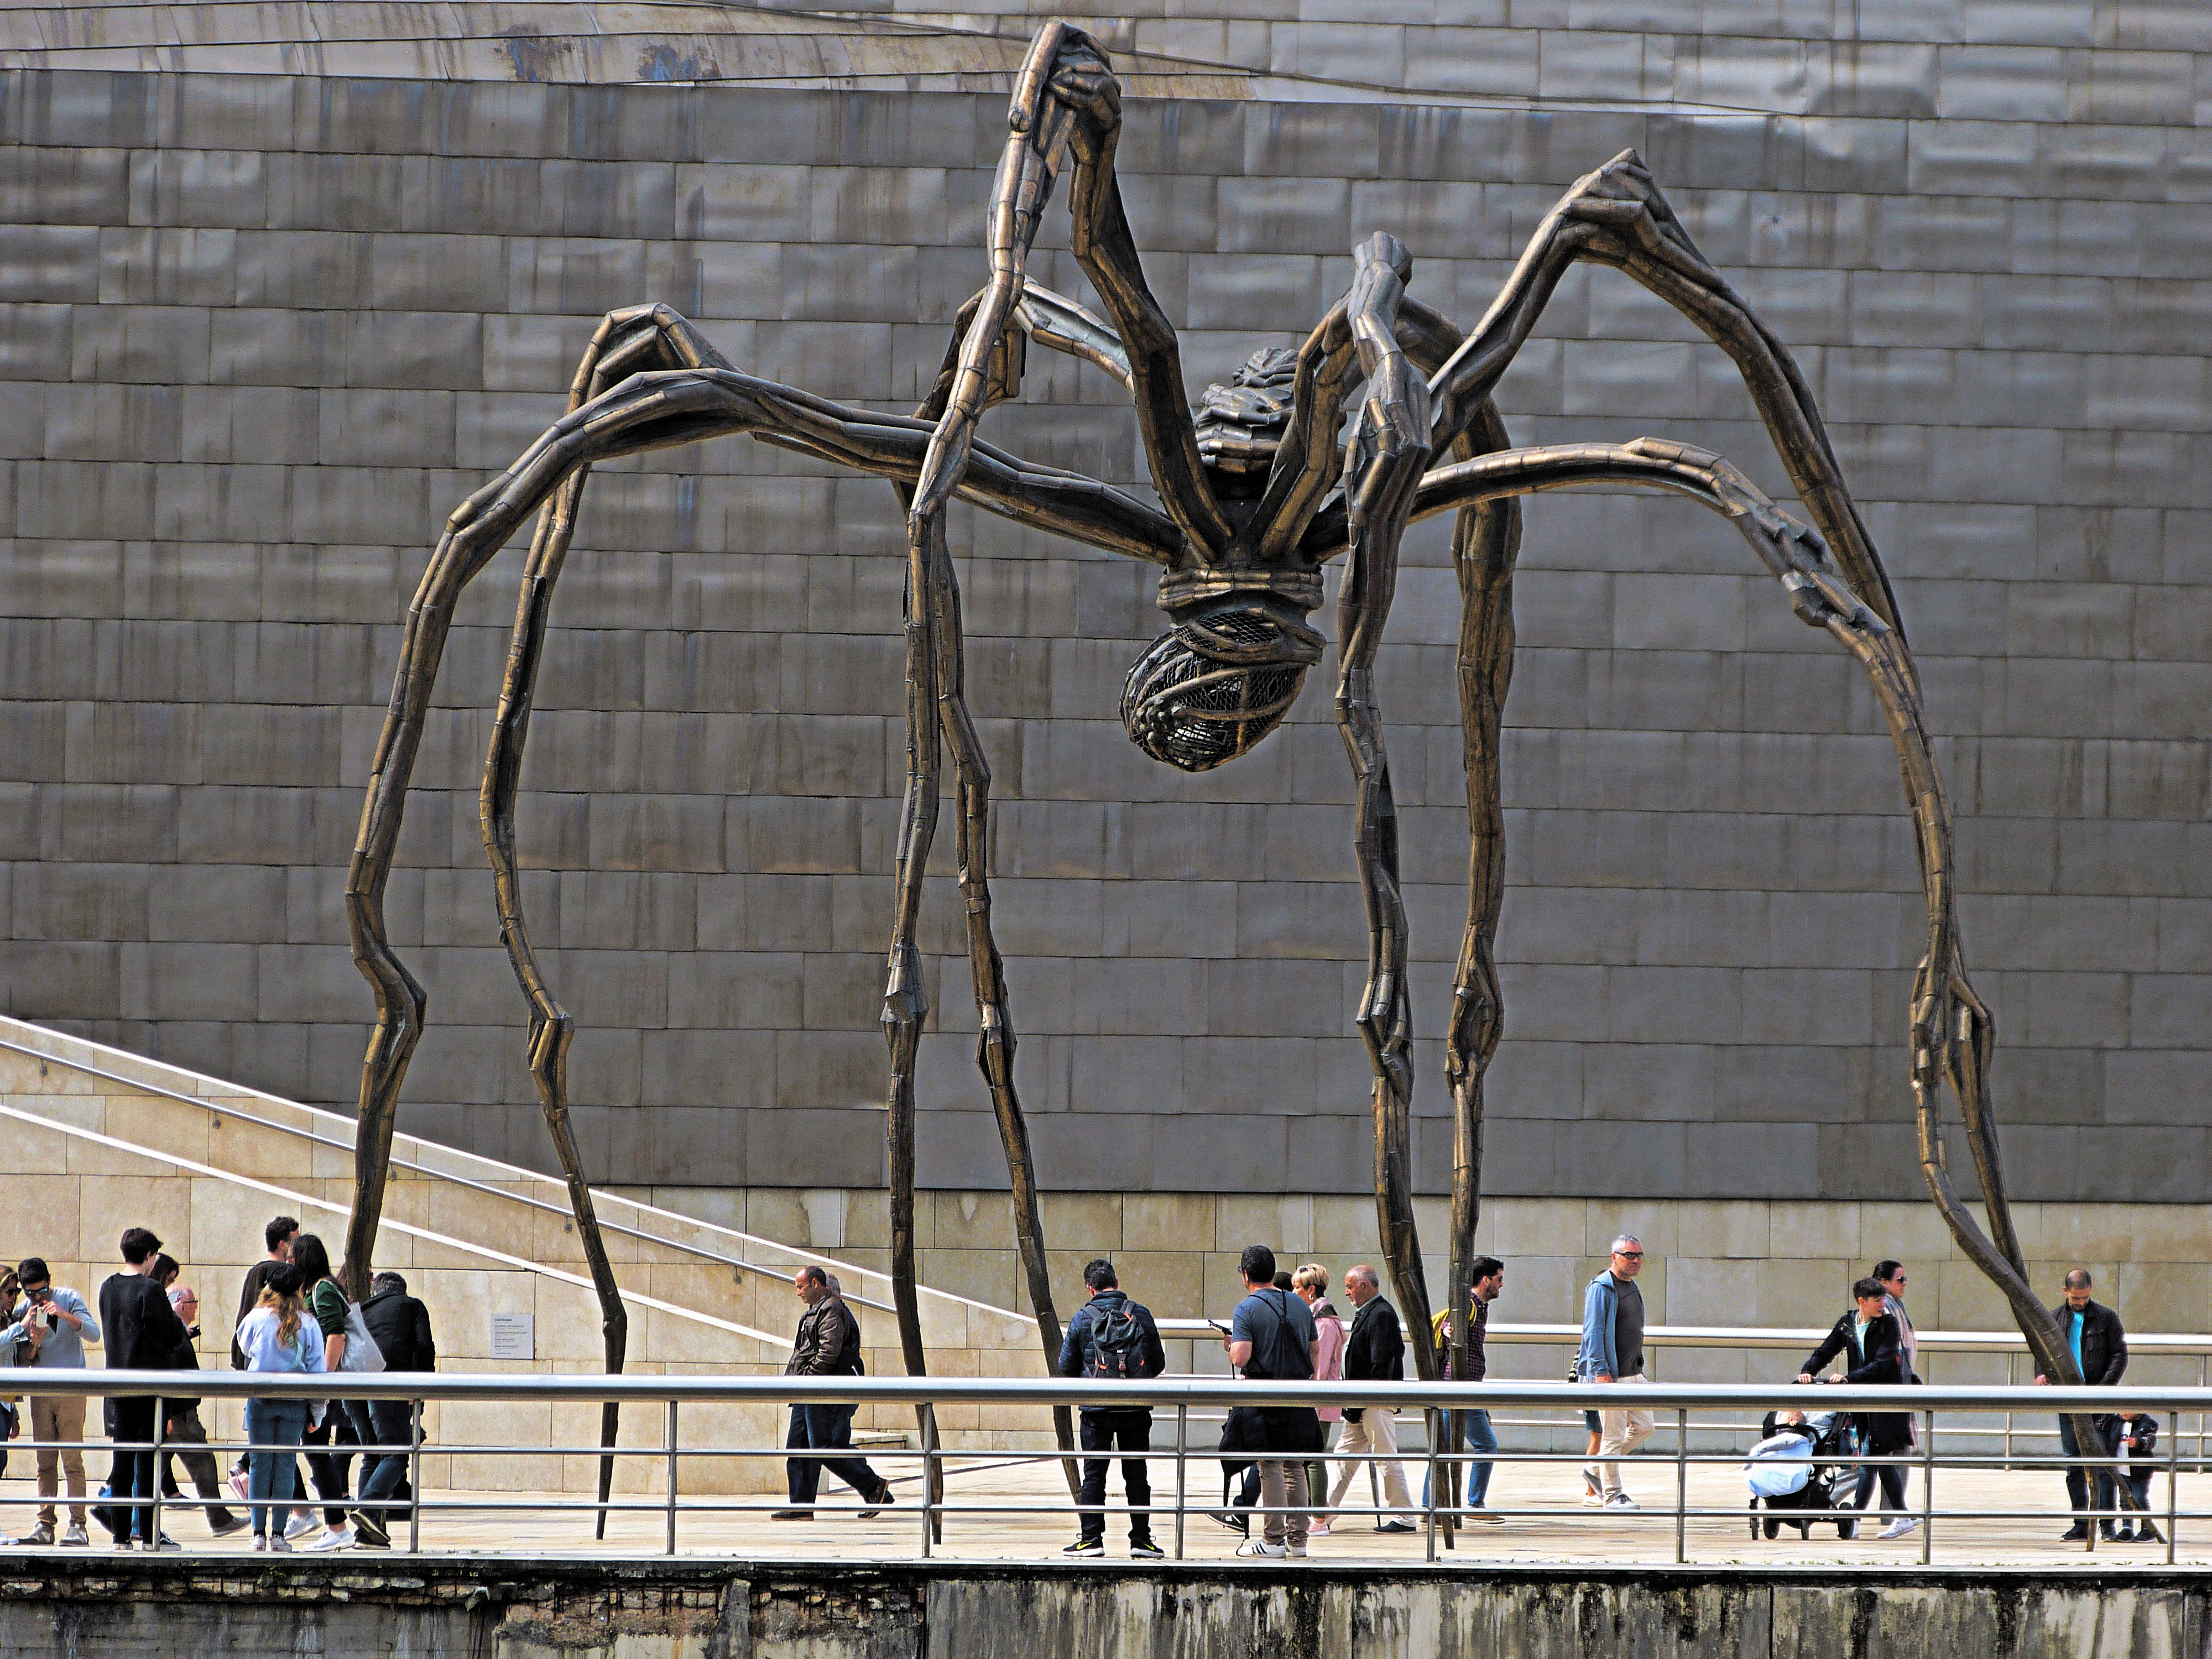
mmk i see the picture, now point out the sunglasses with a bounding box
[1614,1250,1644,1260]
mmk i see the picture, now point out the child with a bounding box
[2112,1412,2164,1545]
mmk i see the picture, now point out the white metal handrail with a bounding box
[1154,1317,2212,1357]
[8,1370,2202,1568]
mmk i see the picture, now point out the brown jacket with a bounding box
[786,1293,860,1376]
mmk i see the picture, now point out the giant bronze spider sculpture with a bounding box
[339,20,2105,1518]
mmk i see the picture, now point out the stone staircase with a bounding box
[0,1016,1050,1491]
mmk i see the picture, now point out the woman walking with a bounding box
[1293,1265,1345,1535]
[1799,1276,1916,1539]
[287,1235,360,1551]
[1873,1260,1918,1384]
[237,1262,323,1551]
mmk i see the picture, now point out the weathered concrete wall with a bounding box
[2,6,2208,1204]
[0,1559,2198,1659]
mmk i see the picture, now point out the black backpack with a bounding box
[1084,1297,1147,1381]
[1240,1290,1312,1382]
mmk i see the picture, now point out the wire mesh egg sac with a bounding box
[1120,611,1314,771]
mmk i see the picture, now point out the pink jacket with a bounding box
[1308,1297,1347,1421]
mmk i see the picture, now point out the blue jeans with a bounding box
[1463,1409,1498,1509]
[345,1399,415,1524]
[1420,1410,1500,1510]
[245,1398,308,1536]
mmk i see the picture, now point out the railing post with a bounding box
[1673,1407,1687,1563]
[408,1400,424,1554]
[2169,1400,2180,1566]
[665,1399,679,1556]
[2003,1351,2015,1468]
[1172,1405,1187,1562]
[1423,1410,1439,1563]
[149,1404,164,1550]
[1920,1408,1935,1566]
[920,1435,934,1559]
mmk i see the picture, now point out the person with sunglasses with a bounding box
[1576,1236,1653,1511]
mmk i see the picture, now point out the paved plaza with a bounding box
[30,1458,2204,1569]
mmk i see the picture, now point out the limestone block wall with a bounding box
[0,5,2207,1206]
[627,1181,2212,1391]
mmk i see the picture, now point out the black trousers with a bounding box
[108,1398,159,1542]
[785,1405,881,1505]
[2059,1415,2116,1521]
[304,1411,359,1527]
[1853,1460,1907,1516]
[1078,1408,1153,1543]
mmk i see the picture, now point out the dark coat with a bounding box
[1803,1310,1912,1454]
[2045,1298,2127,1387]
[362,1288,437,1373]
[1343,1295,1405,1384]
[1217,1402,1326,1475]
[786,1293,863,1377]
[1056,1290,1166,1386]
[100,1271,190,1422]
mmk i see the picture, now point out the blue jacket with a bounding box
[1577,1270,1635,1381]
[1056,1290,1166,1390]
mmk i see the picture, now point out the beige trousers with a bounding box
[1594,1373,1655,1496]
[1324,1408,1415,1517]
[31,1395,87,1527]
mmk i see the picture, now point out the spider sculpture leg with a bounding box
[473,305,738,1533]
[1266,274,1526,1421]
[1401,437,2098,1447]
[896,20,1239,1493]
[1404,151,2079,1395]
[343,358,1173,1416]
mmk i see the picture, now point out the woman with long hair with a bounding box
[285,1234,360,1551]
[237,1262,322,1551]
[1798,1276,1916,1539]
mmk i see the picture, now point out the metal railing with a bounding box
[3,1370,2204,1567]
[1158,1319,2212,1459]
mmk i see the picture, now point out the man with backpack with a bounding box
[1222,1244,1322,1558]
[1057,1259,1167,1558]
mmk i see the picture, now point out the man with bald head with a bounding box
[1318,1264,1417,1531]
[1578,1235,1654,1510]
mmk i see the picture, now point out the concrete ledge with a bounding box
[1,1556,2207,1658]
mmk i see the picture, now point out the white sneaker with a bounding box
[1603,1491,1639,1511]
[1286,1542,1307,1557]
[282,1512,317,1540]
[1582,1470,1605,1507]
[1306,1520,1331,1536]
[1879,1517,1918,1540]
[268,1534,291,1553]
[1234,1540,1287,1557]
[303,1525,354,1552]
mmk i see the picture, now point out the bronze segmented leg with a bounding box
[1327,234,1438,1373]
[476,305,731,1535]
[1408,435,2096,1443]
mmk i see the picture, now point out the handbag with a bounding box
[339,1301,386,1374]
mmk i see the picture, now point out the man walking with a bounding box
[776,1266,893,1520]
[2034,1267,2128,1541]
[1323,1264,1417,1532]
[1057,1259,1167,1558]
[1,1256,98,1545]
[148,1256,244,1537]
[349,1270,437,1548]
[98,1227,191,1549]
[1578,1234,1653,1511]
[1224,1244,1321,1558]
[1432,1256,1507,1525]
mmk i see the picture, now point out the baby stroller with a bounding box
[1746,1408,1862,1539]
